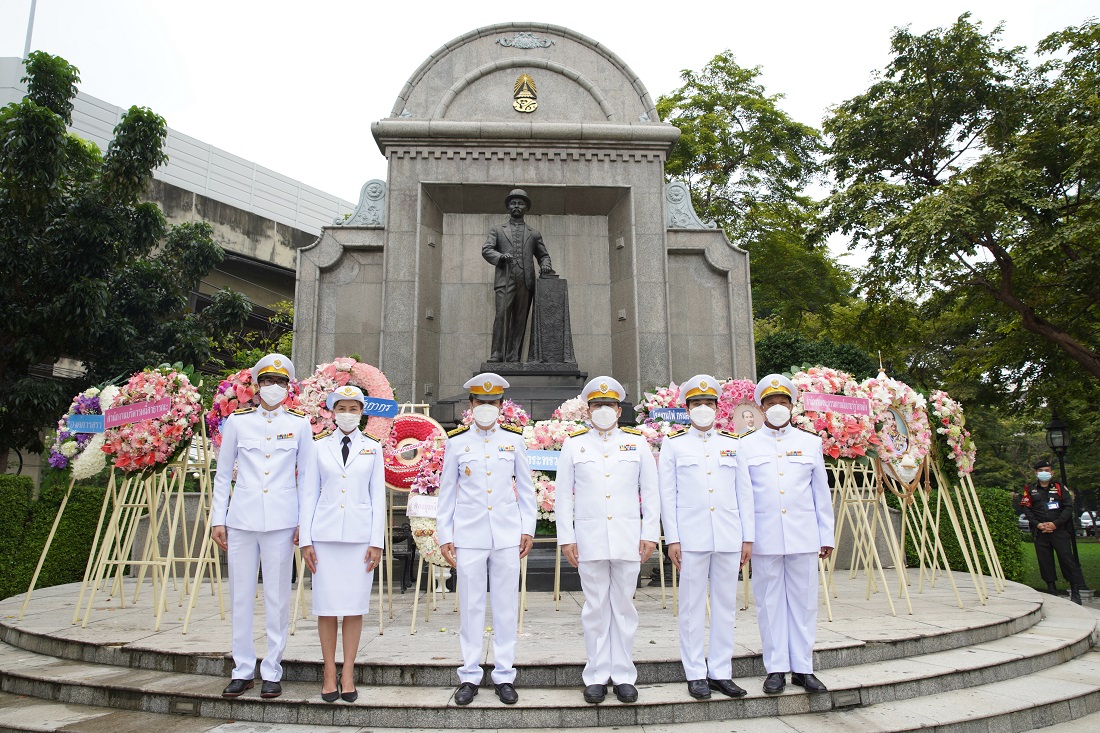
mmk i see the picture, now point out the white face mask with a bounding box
[472,404,500,426]
[259,384,288,406]
[590,406,619,431]
[689,405,716,429]
[1037,471,1053,482]
[765,404,792,427]
[334,412,361,433]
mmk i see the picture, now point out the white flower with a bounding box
[60,440,79,458]
[71,434,107,480]
[85,387,100,398]
[99,385,120,410]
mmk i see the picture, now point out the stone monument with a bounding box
[293,23,756,423]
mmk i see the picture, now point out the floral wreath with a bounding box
[204,368,301,450]
[410,516,449,567]
[533,470,556,522]
[49,385,120,480]
[930,390,977,475]
[790,366,879,460]
[297,357,395,443]
[102,367,203,472]
[861,373,932,463]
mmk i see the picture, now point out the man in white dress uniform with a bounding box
[438,373,537,706]
[658,374,754,700]
[737,374,834,694]
[211,354,316,699]
[556,376,659,704]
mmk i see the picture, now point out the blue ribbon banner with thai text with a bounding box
[68,415,105,434]
[362,398,400,418]
[526,450,560,471]
[649,407,690,423]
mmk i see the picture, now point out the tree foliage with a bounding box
[823,15,1100,397]
[658,52,851,328]
[0,53,249,456]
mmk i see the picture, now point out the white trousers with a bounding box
[227,527,295,681]
[751,552,818,674]
[678,550,740,680]
[456,546,521,685]
[578,559,641,685]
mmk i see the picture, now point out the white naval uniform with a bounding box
[658,427,755,681]
[211,405,316,682]
[437,423,537,685]
[298,429,386,617]
[737,424,833,674]
[555,425,660,686]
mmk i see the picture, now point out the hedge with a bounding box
[893,484,1025,584]
[0,474,108,602]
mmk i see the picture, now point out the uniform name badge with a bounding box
[1048,499,1060,510]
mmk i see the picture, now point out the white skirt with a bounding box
[310,541,374,617]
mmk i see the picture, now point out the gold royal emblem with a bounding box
[341,386,355,395]
[274,358,282,367]
[700,380,708,390]
[771,378,780,386]
[484,381,494,391]
[599,382,609,392]
[513,74,537,113]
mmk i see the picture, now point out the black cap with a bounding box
[1033,458,1052,470]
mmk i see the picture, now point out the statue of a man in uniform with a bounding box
[482,189,554,362]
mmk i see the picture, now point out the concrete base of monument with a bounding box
[432,384,592,424]
[478,361,587,388]
[3,573,1099,731]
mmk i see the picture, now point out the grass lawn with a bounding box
[1019,533,1100,591]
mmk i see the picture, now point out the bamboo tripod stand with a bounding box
[824,459,914,616]
[931,462,1006,595]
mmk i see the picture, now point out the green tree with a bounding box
[755,331,877,379]
[658,51,851,328]
[0,53,250,459]
[823,15,1100,397]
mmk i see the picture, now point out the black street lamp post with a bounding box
[1045,412,1080,564]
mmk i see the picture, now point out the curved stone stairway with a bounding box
[0,576,1097,732]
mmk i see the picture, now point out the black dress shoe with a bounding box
[763,672,786,694]
[791,672,827,692]
[613,683,639,703]
[495,682,519,704]
[454,682,479,706]
[708,678,747,698]
[687,679,712,699]
[1071,587,1083,605]
[583,684,607,704]
[321,681,340,703]
[222,678,254,697]
[260,680,281,698]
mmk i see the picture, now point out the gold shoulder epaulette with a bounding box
[569,426,589,437]
[621,426,644,436]
[737,427,757,438]
[313,429,332,441]
[719,429,739,439]
[286,408,308,418]
[447,424,470,437]
[232,406,256,415]
[501,423,524,435]
[364,431,381,443]
[667,427,689,439]
[795,425,818,436]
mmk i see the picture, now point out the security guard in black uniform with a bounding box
[1019,459,1086,604]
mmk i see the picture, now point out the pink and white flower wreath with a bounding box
[102,367,203,472]
[297,358,395,442]
[634,378,756,449]
[204,368,302,450]
[790,366,879,460]
[861,373,932,463]
[930,390,977,475]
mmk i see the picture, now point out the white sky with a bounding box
[2,1,1094,213]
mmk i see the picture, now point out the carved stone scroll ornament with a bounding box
[334,179,387,227]
[496,32,554,49]
[665,180,717,230]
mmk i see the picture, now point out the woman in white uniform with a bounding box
[299,385,386,703]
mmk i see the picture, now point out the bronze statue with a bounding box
[483,189,554,362]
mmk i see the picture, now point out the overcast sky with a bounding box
[2,1,1095,209]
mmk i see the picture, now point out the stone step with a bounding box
[0,653,1098,733]
[0,598,1093,729]
[0,590,1045,686]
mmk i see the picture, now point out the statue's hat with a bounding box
[505,188,532,210]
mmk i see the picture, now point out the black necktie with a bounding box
[341,436,350,465]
